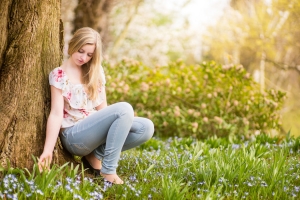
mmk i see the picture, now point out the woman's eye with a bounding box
[88,54,93,57]
[78,50,84,53]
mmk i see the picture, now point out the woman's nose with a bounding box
[81,54,87,60]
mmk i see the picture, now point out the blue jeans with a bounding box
[60,102,154,174]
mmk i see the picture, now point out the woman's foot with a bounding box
[85,153,102,169]
[100,173,124,184]
[81,154,102,176]
[81,157,100,175]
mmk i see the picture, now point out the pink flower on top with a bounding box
[66,92,72,100]
[79,109,89,116]
[63,109,68,118]
[55,69,63,82]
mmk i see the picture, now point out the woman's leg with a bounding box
[94,117,154,157]
[60,102,134,183]
[123,117,154,150]
[92,116,154,183]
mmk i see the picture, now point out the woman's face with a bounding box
[71,44,95,66]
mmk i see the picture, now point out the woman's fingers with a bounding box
[38,155,51,172]
[38,159,44,172]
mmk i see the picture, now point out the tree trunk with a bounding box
[73,0,116,50]
[0,0,73,169]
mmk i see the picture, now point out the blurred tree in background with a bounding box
[61,0,119,54]
[73,0,116,50]
[202,0,300,135]
[106,0,203,65]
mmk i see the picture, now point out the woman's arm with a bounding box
[38,86,64,171]
[96,88,108,111]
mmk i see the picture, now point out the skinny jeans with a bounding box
[60,102,154,174]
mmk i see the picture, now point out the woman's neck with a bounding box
[62,59,84,84]
[66,58,81,70]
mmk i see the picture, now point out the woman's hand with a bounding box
[38,151,52,172]
[37,86,64,172]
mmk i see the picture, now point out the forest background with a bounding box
[62,0,300,136]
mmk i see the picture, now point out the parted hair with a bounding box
[68,27,103,101]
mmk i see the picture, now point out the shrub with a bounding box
[104,59,285,138]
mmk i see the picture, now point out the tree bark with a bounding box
[0,0,72,169]
[73,0,116,50]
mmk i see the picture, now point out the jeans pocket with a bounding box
[69,143,91,156]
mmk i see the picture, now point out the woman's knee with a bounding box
[115,102,134,118]
[143,118,155,140]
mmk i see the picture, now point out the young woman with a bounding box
[38,27,154,184]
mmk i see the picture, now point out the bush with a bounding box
[104,59,285,138]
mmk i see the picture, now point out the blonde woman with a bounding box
[38,27,154,184]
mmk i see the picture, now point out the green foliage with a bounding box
[1,135,300,199]
[150,13,173,26]
[0,160,105,199]
[104,59,285,138]
[203,0,300,136]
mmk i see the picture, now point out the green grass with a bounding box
[1,134,300,199]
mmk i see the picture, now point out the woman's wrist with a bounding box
[42,147,54,155]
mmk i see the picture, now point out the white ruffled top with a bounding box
[49,67,106,128]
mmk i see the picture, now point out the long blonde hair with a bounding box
[68,27,103,101]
